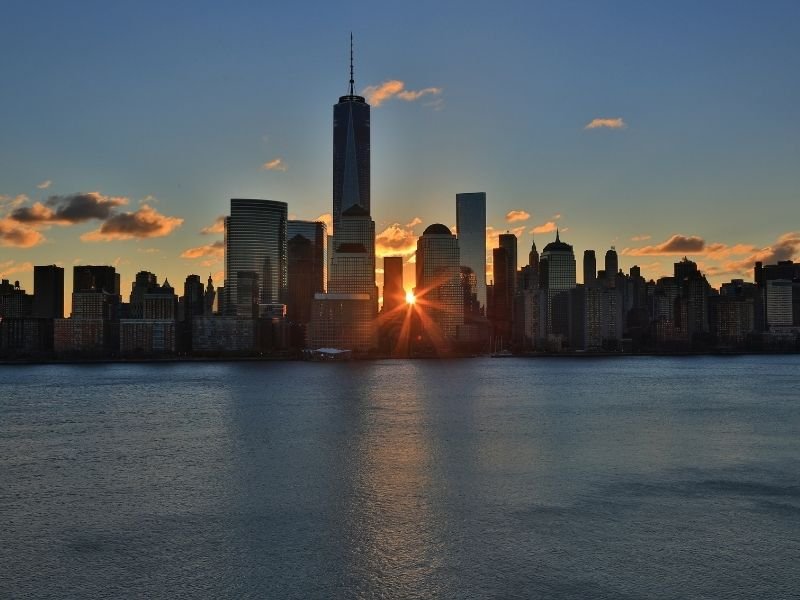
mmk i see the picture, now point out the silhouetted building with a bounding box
[74,265,119,295]
[489,247,512,346]
[33,265,64,319]
[333,35,370,231]
[415,224,463,347]
[224,198,288,314]
[456,192,487,309]
[0,279,33,318]
[583,250,597,287]
[120,320,176,356]
[129,271,157,318]
[499,233,518,298]
[604,247,619,284]
[382,256,405,313]
[539,231,576,339]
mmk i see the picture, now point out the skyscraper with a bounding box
[33,265,64,319]
[382,256,405,313]
[499,233,518,297]
[583,250,597,287]
[539,231,576,337]
[416,224,463,344]
[455,192,487,310]
[224,198,288,314]
[333,34,370,232]
[308,37,376,351]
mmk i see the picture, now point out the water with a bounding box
[1,356,799,599]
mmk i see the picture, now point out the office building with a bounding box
[33,265,64,319]
[539,231,576,337]
[415,224,463,344]
[224,198,287,314]
[383,256,405,313]
[455,192,487,309]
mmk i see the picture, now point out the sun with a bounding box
[405,290,416,305]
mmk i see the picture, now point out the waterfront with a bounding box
[2,356,799,598]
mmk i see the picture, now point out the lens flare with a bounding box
[405,290,416,305]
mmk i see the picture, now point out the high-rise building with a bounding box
[33,265,64,319]
[499,233,518,297]
[308,38,376,351]
[416,224,463,344]
[129,271,158,318]
[74,265,119,295]
[455,192,487,309]
[333,34,370,232]
[224,198,287,314]
[383,256,405,313]
[605,247,619,282]
[539,231,576,337]
[583,250,597,287]
[288,220,327,293]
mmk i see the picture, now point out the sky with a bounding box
[1,0,799,308]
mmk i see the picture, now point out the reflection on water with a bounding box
[1,356,799,598]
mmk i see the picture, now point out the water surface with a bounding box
[1,356,799,598]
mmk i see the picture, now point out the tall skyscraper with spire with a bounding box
[333,33,371,233]
[308,36,377,351]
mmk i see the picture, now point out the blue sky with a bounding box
[1,0,799,300]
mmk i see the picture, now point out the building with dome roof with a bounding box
[539,230,576,338]
[415,224,463,345]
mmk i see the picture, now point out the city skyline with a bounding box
[2,2,800,306]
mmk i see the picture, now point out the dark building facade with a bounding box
[33,265,64,319]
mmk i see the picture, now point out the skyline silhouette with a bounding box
[1,3,799,305]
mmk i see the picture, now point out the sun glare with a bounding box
[405,290,416,305]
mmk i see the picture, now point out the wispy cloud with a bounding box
[630,234,651,242]
[623,234,705,256]
[0,260,34,278]
[36,180,52,190]
[406,216,422,228]
[80,204,183,241]
[531,221,558,234]
[261,158,287,171]
[181,240,224,259]
[201,215,225,235]
[362,80,443,107]
[585,117,626,130]
[506,210,531,223]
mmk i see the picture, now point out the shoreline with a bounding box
[2,349,799,366]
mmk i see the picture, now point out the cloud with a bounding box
[585,117,626,130]
[630,234,651,242]
[552,213,562,220]
[181,240,224,259]
[11,192,128,225]
[315,213,333,231]
[406,216,422,228]
[623,234,705,256]
[0,260,34,278]
[376,223,418,258]
[721,232,800,275]
[36,180,52,189]
[261,158,287,171]
[0,194,28,212]
[531,221,558,234]
[362,80,443,107]
[80,204,183,241]
[506,210,531,223]
[486,226,526,254]
[201,215,225,235]
[0,218,45,247]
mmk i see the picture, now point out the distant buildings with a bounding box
[415,224,463,346]
[456,192,487,310]
[539,231,576,340]
[224,198,288,315]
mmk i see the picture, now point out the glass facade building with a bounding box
[333,89,370,232]
[540,231,577,336]
[455,192,487,310]
[416,224,463,342]
[224,198,287,315]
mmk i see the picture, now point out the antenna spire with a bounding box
[349,33,355,95]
